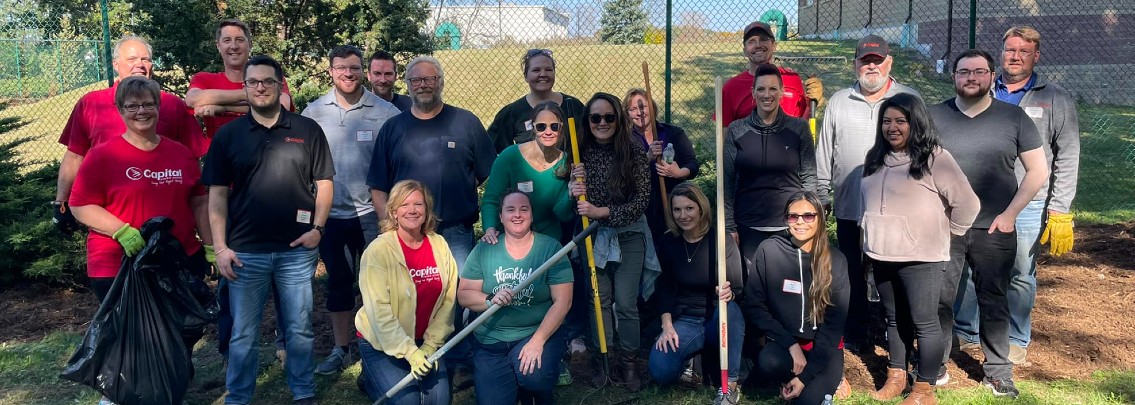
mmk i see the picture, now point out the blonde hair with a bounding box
[381,180,438,234]
[1003,25,1041,51]
[664,182,712,239]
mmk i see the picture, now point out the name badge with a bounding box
[448,141,456,148]
[782,279,803,295]
[517,181,534,193]
[296,209,312,224]
[356,130,373,142]
[1024,106,1043,119]
[524,120,534,131]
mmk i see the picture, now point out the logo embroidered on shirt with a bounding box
[126,167,184,185]
[284,137,305,144]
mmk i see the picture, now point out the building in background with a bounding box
[427,3,570,50]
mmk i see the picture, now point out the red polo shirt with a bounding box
[188,71,293,139]
[721,65,811,126]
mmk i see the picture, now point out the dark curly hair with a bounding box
[863,93,939,180]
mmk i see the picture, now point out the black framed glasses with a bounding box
[954,68,991,78]
[588,113,617,124]
[331,65,364,74]
[406,75,440,87]
[243,78,279,88]
[534,122,561,132]
[786,212,818,224]
[122,102,158,113]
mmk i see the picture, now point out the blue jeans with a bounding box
[440,223,476,371]
[217,278,287,356]
[224,247,318,404]
[648,301,745,384]
[358,339,450,405]
[472,330,567,405]
[954,200,1043,348]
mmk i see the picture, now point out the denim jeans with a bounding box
[648,301,745,384]
[318,212,380,312]
[472,330,567,405]
[440,223,476,372]
[954,200,1044,348]
[591,230,645,354]
[941,229,1016,381]
[224,247,318,404]
[835,219,868,349]
[358,339,450,405]
[217,278,287,356]
[875,260,944,383]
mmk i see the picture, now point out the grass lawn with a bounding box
[1,331,1132,404]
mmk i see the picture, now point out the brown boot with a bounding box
[871,368,909,400]
[589,355,609,388]
[899,381,937,405]
[620,356,642,392]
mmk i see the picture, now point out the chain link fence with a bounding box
[0,0,1132,221]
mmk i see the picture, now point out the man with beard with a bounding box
[367,50,413,112]
[815,35,919,355]
[204,55,334,405]
[931,49,1048,399]
[367,56,495,386]
[301,45,400,375]
[187,19,293,142]
[721,21,823,126]
[952,26,1081,366]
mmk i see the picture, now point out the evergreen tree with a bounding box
[598,0,650,45]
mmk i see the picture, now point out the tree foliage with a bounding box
[598,0,649,45]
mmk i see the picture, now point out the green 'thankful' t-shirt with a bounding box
[461,233,573,344]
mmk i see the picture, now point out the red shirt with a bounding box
[400,235,442,340]
[57,83,207,158]
[70,136,206,278]
[721,66,811,127]
[188,71,293,140]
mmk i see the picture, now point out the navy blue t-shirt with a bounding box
[367,104,495,227]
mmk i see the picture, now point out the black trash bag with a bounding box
[61,217,218,405]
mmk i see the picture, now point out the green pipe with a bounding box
[664,0,672,123]
[101,0,113,87]
[969,0,977,49]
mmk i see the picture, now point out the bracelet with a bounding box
[216,248,231,256]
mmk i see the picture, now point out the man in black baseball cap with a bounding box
[721,21,824,126]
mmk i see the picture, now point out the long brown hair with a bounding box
[581,92,638,201]
[785,191,833,324]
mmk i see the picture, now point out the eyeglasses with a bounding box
[524,48,553,60]
[122,102,158,113]
[954,69,991,78]
[534,122,561,132]
[786,212,818,224]
[589,113,617,124]
[244,78,279,88]
[406,75,440,87]
[1002,48,1035,57]
[331,65,364,74]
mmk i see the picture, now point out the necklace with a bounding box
[682,237,703,263]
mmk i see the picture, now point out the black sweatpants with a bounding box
[875,260,944,383]
[756,342,844,404]
[835,219,867,349]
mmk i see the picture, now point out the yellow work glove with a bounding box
[407,348,433,378]
[112,224,144,256]
[1040,212,1074,256]
[804,77,825,108]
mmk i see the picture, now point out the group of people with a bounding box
[54,15,1079,405]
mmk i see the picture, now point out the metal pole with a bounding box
[100,0,113,87]
[968,0,977,49]
[15,44,22,97]
[56,41,63,93]
[663,0,672,123]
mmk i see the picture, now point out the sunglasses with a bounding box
[786,212,819,223]
[534,122,561,132]
[589,113,617,124]
[525,48,553,60]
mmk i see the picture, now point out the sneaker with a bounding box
[936,368,951,386]
[1009,344,1028,365]
[276,348,288,367]
[356,373,367,395]
[983,377,1020,398]
[557,359,573,386]
[713,383,742,405]
[569,338,587,355]
[677,361,702,389]
[98,397,116,405]
[315,346,354,375]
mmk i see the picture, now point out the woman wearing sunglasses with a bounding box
[723,63,817,275]
[743,191,849,404]
[569,92,653,391]
[487,48,587,154]
[860,93,978,405]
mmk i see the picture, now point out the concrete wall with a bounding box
[427,5,569,49]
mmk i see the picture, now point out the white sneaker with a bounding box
[569,338,587,355]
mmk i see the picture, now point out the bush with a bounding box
[0,111,86,287]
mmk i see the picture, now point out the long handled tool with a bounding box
[372,222,600,405]
[567,117,608,356]
[641,62,670,214]
[713,76,731,399]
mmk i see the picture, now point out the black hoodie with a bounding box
[742,233,849,386]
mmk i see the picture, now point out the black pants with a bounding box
[317,216,374,312]
[940,229,1016,380]
[875,260,944,383]
[756,342,843,404]
[835,219,867,348]
[738,227,780,282]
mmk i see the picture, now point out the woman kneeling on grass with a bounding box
[355,180,458,405]
[459,189,574,405]
[647,182,745,404]
[743,191,850,404]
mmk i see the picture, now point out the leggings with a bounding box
[756,342,843,404]
[874,260,944,383]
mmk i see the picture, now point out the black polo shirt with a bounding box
[367,104,495,228]
[202,110,335,252]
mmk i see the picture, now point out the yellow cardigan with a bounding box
[355,230,457,359]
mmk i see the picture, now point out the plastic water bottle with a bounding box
[821,394,834,405]
[662,143,675,164]
[866,268,881,303]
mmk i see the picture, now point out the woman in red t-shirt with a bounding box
[355,180,458,404]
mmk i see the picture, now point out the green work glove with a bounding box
[204,244,216,264]
[1040,212,1074,256]
[112,224,144,256]
[407,348,433,378]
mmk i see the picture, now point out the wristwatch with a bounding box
[313,224,325,236]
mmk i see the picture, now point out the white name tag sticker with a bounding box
[448,141,456,148]
[782,279,803,295]
[517,180,534,193]
[296,209,312,224]
[524,120,534,131]
[1024,107,1044,119]
[356,130,373,142]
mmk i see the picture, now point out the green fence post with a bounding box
[664,0,672,123]
[15,43,22,98]
[101,0,113,87]
[57,41,64,94]
[968,0,977,49]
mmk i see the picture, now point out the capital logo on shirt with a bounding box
[284,137,305,144]
[126,167,184,185]
[125,167,143,180]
